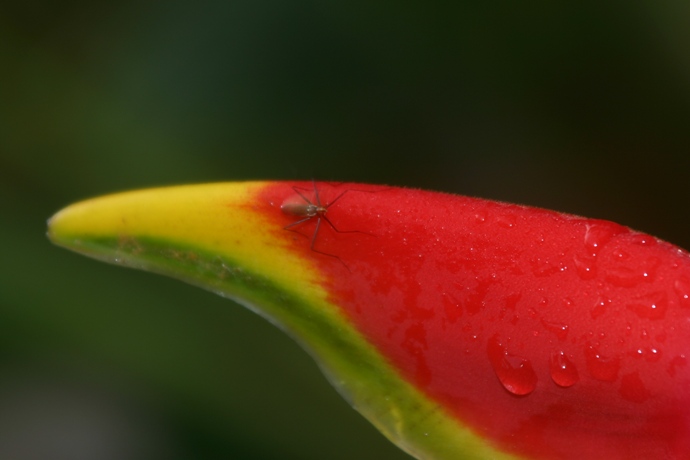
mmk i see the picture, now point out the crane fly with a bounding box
[281,180,371,270]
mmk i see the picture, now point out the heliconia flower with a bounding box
[47,181,690,460]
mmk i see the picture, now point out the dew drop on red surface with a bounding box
[642,347,662,363]
[474,210,487,224]
[605,268,646,288]
[626,291,668,320]
[584,345,621,382]
[605,256,660,288]
[590,297,611,319]
[629,234,658,247]
[487,335,538,396]
[441,292,462,324]
[549,351,579,387]
[540,319,569,341]
[673,276,690,308]
[583,221,624,255]
[573,254,597,280]
[496,214,516,229]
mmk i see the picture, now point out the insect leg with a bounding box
[291,186,314,205]
[309,217,350,271]
[321,214,375,237]
[311,179,322,207]
[325,189,350,208]
[284,216,315,231]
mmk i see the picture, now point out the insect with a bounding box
[281,180,371,270]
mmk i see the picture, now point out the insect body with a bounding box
[281,181,365,269]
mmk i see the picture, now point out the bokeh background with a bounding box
[3,2,690,459]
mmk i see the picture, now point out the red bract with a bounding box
[262,182,690,459]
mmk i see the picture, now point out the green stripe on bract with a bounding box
[56,234,521,460]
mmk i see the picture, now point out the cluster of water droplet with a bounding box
[481,220,690,399]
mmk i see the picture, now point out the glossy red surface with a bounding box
[261,181,690,459]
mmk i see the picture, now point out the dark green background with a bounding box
[2,2,690,459]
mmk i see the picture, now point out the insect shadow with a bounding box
[280,180,375,271]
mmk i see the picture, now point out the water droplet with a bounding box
[530,257,564,277]
[540,319,569,341]
[496,214,517,229]
[590,297,611,319]
[474,211,487,224]
[619,372,651,403]
[613,249,629,260]
[573,254,597,280]
[626,291,668,320]
[441,292,462,323]
[499,293,520,320]
[487,335,538,396]
[550,351,579,387]
[631,346,662,362]
[629,234,657,247]
[645,347,662,363]
[584,221,625,255]
[606,257,660,288]
[584,345,621,382]
[674,276,690,308]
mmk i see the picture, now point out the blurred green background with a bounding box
[2,2,690,459]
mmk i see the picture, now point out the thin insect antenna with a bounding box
[309,216,321,251]
[311,178,323,207]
